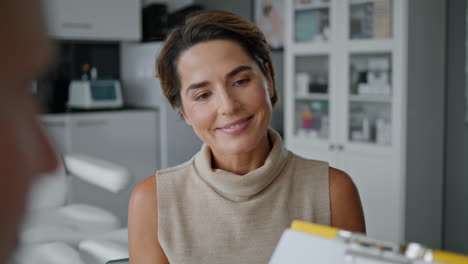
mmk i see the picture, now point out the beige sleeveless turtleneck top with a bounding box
[156,128,330,264]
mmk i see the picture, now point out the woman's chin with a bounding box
[213,138,260,156]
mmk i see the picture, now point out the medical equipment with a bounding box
[68,79,123,109]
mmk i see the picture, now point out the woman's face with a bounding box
[177,39,274,156]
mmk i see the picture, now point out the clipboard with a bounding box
[269,220,468,264]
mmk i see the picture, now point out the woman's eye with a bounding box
[233,78,250,87]
[195,92,211,101]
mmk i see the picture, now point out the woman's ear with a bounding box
[264,62,275,100]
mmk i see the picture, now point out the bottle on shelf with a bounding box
[296,72,310,97]
[90,66,98,80]
[309,73,328,94]
[376,117,392,145]
[81,63,91,80]
[301,104,313,130]
[311,101,323,131]
[319,114,329,139]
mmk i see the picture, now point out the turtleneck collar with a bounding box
[193,128,289,202]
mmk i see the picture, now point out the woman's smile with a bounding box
[216,115,254,135]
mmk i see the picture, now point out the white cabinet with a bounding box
[41,110,159,224]
[284,0,445,247]
[285,0,401,241]
[44,0,141,41]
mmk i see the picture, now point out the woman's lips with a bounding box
[218,116,253,135]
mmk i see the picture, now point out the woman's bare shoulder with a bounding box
[131,174,157,201]
[128,174,158,228]
[128,174,169,263]
[328,167,366,233]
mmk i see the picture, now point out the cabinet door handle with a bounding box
[329,144,335,151]
[42,121,66,127]
[337,144,344,151]
[75,120,108,127]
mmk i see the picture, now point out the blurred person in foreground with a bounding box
[0,1,59,263]
[129,10,365,264]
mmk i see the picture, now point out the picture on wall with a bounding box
[254,0,285,50]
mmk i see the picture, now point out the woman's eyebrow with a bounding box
[186,81,210,95]
[185,66,252,95]
[225,65,252,79]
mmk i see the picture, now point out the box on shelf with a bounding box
[295,8,330,42]
[349,0,392,39]
[353,56,392,96]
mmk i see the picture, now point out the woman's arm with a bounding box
[329,167,366,233]
[128,175,169,264]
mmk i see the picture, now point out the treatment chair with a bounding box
[12,154,131,264]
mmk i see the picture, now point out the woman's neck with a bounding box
[211,133,271,175]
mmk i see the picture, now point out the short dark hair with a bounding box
[156,10,278,110]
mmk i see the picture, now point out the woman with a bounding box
[128,10,365,264]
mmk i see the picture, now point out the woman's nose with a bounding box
[217,88,240,115]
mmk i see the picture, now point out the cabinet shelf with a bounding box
[350,0,388,5]
[292,133,330,143]
[296,93,329,101]
[347,39,394,52]
[349,94,392,103]
[291,42,331,54]
[294,2,330,11]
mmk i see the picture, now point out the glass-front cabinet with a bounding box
[287,0,394,151]
[285,0,402,243]
[294,55,330,140]
[349,0,392,40]
[285,0,447,250]
[348,53,392,146]
[294,0,331,43]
